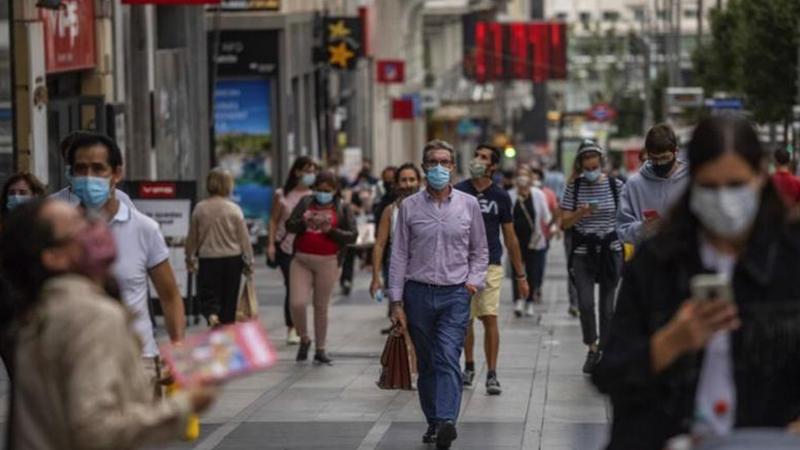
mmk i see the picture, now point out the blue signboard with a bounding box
[213,78,274,230]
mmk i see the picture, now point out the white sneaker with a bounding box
[514,299,524,318]
[287,328,301,345]
[525,303,535,317]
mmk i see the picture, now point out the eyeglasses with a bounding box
[423,159,454,169]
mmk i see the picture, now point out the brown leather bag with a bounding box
[376,326,413,390]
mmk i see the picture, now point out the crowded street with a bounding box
[5,0,800,450]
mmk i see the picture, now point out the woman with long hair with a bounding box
[593,116,800,449]
[285,171,357,365]
[1,172,46,223]
[267,156,318,344]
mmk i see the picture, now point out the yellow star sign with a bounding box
[328,20,351,40]
[328,42,355,68]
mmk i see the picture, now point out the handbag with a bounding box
[235,276,259,321]
[517,196,541,250]
[376,325,413,390]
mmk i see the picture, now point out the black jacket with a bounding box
[593,198,800,449]
[285,196,358,265]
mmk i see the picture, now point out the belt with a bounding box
[407,280,464,289]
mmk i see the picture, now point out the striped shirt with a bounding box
[561,176,623,253]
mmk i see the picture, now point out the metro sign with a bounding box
[586,103,617,122]
[377,60,405,83]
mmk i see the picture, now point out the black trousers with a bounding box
[198,255,244,324]
[512,247,549,302]
[563,230,579,308]
[571,250,622,348]
[276,247,294,328]
[340,247,355,287]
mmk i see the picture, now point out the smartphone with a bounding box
[643,209,660,220]
[690,274,733,302]
[589,201,600,212]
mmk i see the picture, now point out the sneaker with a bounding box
[486,375,502,395]
[436,421,457,449]
[514,299,524,318]
[462,368,475,387]
[287,328,301,345]
[422,423,438,444]
[313,351,333,366]
[525,303,535,317]
[568,306,579,318]
[208,314,221,328]
[296,340,311,362]
[582,350,599,375]
[342,280,352,296]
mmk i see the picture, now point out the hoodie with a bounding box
[617,160,689,245]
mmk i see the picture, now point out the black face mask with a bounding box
[651,157,676,178]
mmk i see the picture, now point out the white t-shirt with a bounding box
[693,239,737,436]
[108,201,170,358]
[50,187,135,208]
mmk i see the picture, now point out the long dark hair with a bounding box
[283,156,317,193]
[313,171,341,200]
[0,199,58,314]
[659,116,785,247]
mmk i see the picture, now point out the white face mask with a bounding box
[690,183,761,239]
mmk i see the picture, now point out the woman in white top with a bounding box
[267,156,318,344]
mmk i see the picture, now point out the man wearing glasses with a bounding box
[389,140,489,449]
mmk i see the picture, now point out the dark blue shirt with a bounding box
[454,180,512,265]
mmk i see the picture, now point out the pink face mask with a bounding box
[74,220,117,280]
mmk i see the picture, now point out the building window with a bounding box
[632,7,645,21]
[656,10,670,20]
[602,11,620,22]
[684,8,697,18]
[555,12,568,21]
[579,12,591,23]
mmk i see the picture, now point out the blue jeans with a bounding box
[403,280,471,424]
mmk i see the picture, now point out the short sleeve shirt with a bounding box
[561,176,623,253]
[454,180,512,265]
[109,202,170,358]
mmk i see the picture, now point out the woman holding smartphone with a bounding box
[561,140,624,374]
[285,171,357,365]
[593,116,800,449]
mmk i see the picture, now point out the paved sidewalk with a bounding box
[156,243,610,450]
[0,243,611,449]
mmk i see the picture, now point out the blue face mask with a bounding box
[6,194,32,211]
[301,173,316,187]
[584,169,601,183]
[314,191,334,205]
[71,176,111,209]
[425,164,451,191]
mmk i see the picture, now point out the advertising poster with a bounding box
[214,78,274,240]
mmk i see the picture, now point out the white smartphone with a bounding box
[690,274,733,302]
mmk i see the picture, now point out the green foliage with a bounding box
[692,0,800,123]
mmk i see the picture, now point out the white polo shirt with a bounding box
[51,187,134,208]
[108,201,170,358]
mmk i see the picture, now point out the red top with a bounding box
[772,170,800,206]
[294,205,340,255]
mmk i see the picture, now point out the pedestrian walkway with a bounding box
[0,243,610,450]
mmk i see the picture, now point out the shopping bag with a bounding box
[376,325,413,390]
[236,276,259,321]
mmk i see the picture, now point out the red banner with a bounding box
[40,0,96,74]
[122,0,220,3]
[392,99,414,120]
[139,182,178,199]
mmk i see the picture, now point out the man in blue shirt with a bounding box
[455,144,529,395]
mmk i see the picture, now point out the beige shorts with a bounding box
[471,264,504,319]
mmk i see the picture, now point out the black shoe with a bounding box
[582,350,599,374]
[436,421,457,449]
[462,368,475,387]
[486,375,502,396]
[313,351,333,366]
[342,281,352,296]
[422,423,438,444]
[380,326,392,335]
[296,340,311,362]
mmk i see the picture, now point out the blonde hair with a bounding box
[207,168,234,197]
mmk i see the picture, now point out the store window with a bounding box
[0,0,13,183]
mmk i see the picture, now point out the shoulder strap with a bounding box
[608,176,619,210]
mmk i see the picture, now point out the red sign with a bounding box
[377,60,405,83]
[392,99,414,120]
[40,0,96,74]
[465,21,567,83]
[122,0,220,3]
[139,182,178,199]
[586,103,617,122]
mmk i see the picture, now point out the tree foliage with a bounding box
[692,0,800,123]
